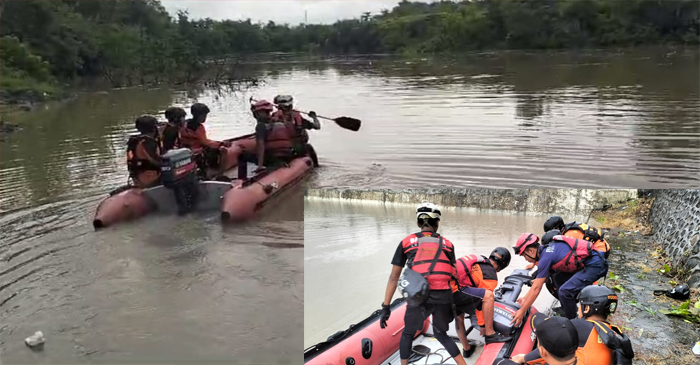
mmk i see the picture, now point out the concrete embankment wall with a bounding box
[305,189,637,220]
[650,189,700,287]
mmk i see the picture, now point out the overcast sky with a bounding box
[161,1,432,25]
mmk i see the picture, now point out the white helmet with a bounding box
[273,94,293,107]
[416,201,441,219]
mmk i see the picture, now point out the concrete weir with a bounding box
[305,189,637,220]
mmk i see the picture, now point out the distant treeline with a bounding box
[1,0,698,101]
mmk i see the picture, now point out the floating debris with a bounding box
[25,331,45,347]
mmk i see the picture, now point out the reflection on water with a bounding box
[0,188,304,364]
[1,48,699,213]
[303,198,555,349]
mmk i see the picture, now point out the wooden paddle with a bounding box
[250,97,361,131]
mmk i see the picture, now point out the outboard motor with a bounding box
[161,148,199,214]
[491,269,535,336]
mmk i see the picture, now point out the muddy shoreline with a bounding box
[593,199,700,365]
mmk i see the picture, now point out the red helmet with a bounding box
[513,233,539,255]
[251,100,274,112]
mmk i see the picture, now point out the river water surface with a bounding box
[2,48,699,211]
[0,186,304,364]
[304,198,557,349]
[0,47,697,362]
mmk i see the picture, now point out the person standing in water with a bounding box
[378,202,469,365]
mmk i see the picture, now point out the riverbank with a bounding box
[592,198,700,365]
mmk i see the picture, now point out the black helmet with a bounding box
[164,107,186,122]
[542,229,561,246]
[135,115,158,134]
[577,285,618,317]
[489,247,511,272]
[544,216,565,232]
[190,103,210,117]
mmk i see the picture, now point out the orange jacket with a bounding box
[451,256,498,326]
[126,135,161,187]
[179,123,221,151]
[524,319,614,365]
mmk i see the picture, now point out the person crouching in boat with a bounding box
[511,232,609,325]
[126,115,162,188]
[271,94,320,146]
[544,216,611,260]
[378,202,470,365]
[495,316,579,365]
[179,103,231,179]
[509,285,634,365]
[452,247,513,358]
[162,107,186,153]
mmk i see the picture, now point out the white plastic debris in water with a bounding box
[24,331,44,347]
[692,341,700,355]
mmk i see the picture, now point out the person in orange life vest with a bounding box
[126,115,162,188]
[237,100,278,179]
[543,216,610,258]
[539,217,610,306]
[510,285,634,365]
[453,247,513,358]
[494,316,579,365]
[271,94,320,145]
[378,202,469,365]
[511,233,609,324]
[162,107,186,153]
[179,103,231,177]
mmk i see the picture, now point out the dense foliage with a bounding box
[1,0,697,100]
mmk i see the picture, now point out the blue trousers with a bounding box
[558,253,609,319]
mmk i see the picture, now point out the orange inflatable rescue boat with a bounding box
[93,134,315,229]
[304,269,539,365]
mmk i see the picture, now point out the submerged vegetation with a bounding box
[1,0,698,102]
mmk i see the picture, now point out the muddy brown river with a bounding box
[0,47,698,362]
[303,198,558,349]
[0,186,304,364]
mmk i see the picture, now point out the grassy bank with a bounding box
[592,198,700,365]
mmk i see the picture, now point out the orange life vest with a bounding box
[551,235,595,273]
[575,320,615,365]
[265,120,297,154]
[126,135,161,186]
[563,222,611,259]
[402,232,455,290]
[455,255,491,289]
[179,124,203,152]
[272,110,307,144]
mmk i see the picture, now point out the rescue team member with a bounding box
[543,216,610,258]
[179,103,231,178]
[378,202,469,365]
[238,99,317,179]
[271,94,320,145]
[510,285,634,365]
[511,233,608,323]
[162,107,186,153]
[453,247,513,358]
[126,115,162,187]
[494,316,579,365]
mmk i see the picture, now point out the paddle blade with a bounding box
[334,116,361,131]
